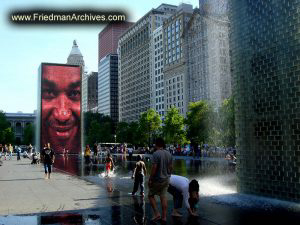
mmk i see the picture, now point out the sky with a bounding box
[0,0,198,113]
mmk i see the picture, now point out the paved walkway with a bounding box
[1,157,300,225]
[0,158,111,215]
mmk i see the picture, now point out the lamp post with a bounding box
[114,134,116,146]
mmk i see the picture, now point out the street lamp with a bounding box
[114,134,116,146]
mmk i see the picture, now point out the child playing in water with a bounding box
[131,155,147,197]
[105,153,114,177]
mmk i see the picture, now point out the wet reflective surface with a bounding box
[1,154,300,225]
[0,213,102,225]
[53,154,237,197]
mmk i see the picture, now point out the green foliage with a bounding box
[139,109,161,146]
[219,96,235,147]
[84,112,115,145]
[116,122,129,144]
[185,101,213,145]
[128,122,141,146]
[3,128,15,144]
[87,120,101,146]
[163,106,188,145]
[0,111,9,131]
[23,123,35,145]
[0,111,12,144]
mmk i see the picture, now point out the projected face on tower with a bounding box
[41,65,81,154]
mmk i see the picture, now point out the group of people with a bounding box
[84,144,115,177]
[0,144,14,160]
[130,138,200,224]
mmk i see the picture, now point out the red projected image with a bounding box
[41,64,81,154]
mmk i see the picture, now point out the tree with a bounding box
[87,120,101,146]
[0,110,10,144]
[219,96,235,147]
[139,109,161,147]
[163,106,188,145]
[3,128,15,144]
[185,101,213,147]
[127,121,140,146]
[116,122,129,144]
[23,123,35,145]
[84,112,115,145]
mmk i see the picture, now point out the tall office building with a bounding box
[230,0,300,201]
[98,23,133,120]
[67,40,85,66]
[150,26,165,119]
[98,54,119,122]
[118,4,177,122]
[163,4,193,116]
[66,40,88,112]
[185,5,231,108]
[199,0,229,18]
[98,22,134,64]
[87,72,98,111]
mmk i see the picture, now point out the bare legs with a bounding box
[148,195,167,221]
[148,195,161,220]
[160,196,167,221]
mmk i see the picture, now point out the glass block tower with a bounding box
[230,0,300,201]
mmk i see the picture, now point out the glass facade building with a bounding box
[230,0,300,201]
[98,54,119,122]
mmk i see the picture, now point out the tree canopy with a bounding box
[163,106,188,145]
[185,101,213,145]
[139,109,161,146]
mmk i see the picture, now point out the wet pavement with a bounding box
[0,155,300,225]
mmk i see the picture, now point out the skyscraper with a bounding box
[87,72,98,112]
[67,40,85,66]
[163,4,193,116]
[98,22,134,64]
[97,23,133,120]
[150,26,165,119]
[66,40,88,112]
[185,5,231,108]
[118,4,177,122]
[98,54,119,122]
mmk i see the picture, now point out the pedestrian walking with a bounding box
[84,145,91,164]
[148,138,173,224]
[41,143,55,179]
[131,155,147,197]
[17,146,21,160]
[4,144,8,160]
[8,144,13,160]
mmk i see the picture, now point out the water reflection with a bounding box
[53,154,80,176]
[52,154,237,197]
[0,214,102,225]
[132,196,145,225]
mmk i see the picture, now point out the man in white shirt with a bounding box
[168,175,199,217]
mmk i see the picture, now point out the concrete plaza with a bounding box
[0,158,300,225]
